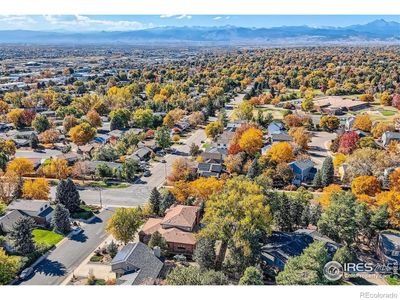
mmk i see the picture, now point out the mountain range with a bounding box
[0,19,398,45]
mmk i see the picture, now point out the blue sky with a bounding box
[0,15,398,31]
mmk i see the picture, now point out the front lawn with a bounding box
[385,276,400,285]
[71,204,97,220]
[32,229,64,248]
[87,181,130,189]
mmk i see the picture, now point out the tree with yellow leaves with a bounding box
[351,175,381,197]
[199,176,272,260]
[167,157,195,183]
[22,178,49,200]
[0,139,16,156]
[189,177,225,202]
[352,115,372,132]
[170,180,192,203]
[333,153,346,170]
[163,114,175,128]
[205,121,223,140]
[68,122,96,145]
[371,122,394,139]
[6,158,34,177]
[319,184,342,208]
[43,158,70,179]
[267,142,294,163]
[288,127,311,150]
[376,191,400,228]
[238,127,263,155]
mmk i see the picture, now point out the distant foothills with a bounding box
[0,19,398,45]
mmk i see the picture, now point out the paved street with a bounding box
[15,148,62,159]
[18,208,114,285]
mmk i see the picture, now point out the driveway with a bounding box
[308,131,336,168]
[18,208,114,285]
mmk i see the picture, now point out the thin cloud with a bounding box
[213,16,222,20]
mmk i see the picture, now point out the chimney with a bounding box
[153,246,161,258]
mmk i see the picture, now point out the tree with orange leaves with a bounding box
[376,191,400,228]
[351,175,381,197]
[267,142,294,163]
[167,157,196,183]
[389,169,400,192]
[170,181,192,203]
[238,127,263,155]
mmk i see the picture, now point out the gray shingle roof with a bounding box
[111,242,163,285]
[0,210,26,233]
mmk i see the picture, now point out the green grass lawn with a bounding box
[71,204,96,220]
[385,276,400,285]
[380,110,396,117]
[32,229,64,247]
[87,181,130,189]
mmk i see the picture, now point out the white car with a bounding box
[19,267,34,280]
[71,227,83,236]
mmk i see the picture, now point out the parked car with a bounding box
[71,227,83,236]
[19,267,34,280]
[143,170,151,177]
[161,159,166,163]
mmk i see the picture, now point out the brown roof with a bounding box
[141,218,162,235]
[161,205,199,229]
[161,228,196,245]
[314,96,366,109]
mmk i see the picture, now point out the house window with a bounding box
[177,246,186,250]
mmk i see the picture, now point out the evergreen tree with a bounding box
[107,240,118,258]
[159,190,176,215]
[247,157,260,179]
[239,266,264,285]
[55,178,81,213]
[193,237,216,270]
[9,217,35,255]
[29,132,39,149]
[320,157,334,187]
[312,169,322,188]
[148,231,168,255]
[149,187,161,216]
[51,204,71,234]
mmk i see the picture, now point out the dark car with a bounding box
[143,170,151,177]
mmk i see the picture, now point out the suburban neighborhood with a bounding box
[0,17,399,288]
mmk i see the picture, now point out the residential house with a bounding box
[261,230,338,271]
[197,162,223,178]
[139,205,200,256]
[200,150,223,164]
[269,132,293,143]
[7,199,53,225]
[377,231,400,265]
[111,242,163,285]
[0,210,25,234]
[215,131,235,149]
[128,146,152,162]
[268,122,286,135]
[288,159,316,184]
[382,131,400,147]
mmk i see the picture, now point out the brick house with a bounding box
[139,205,200,256]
